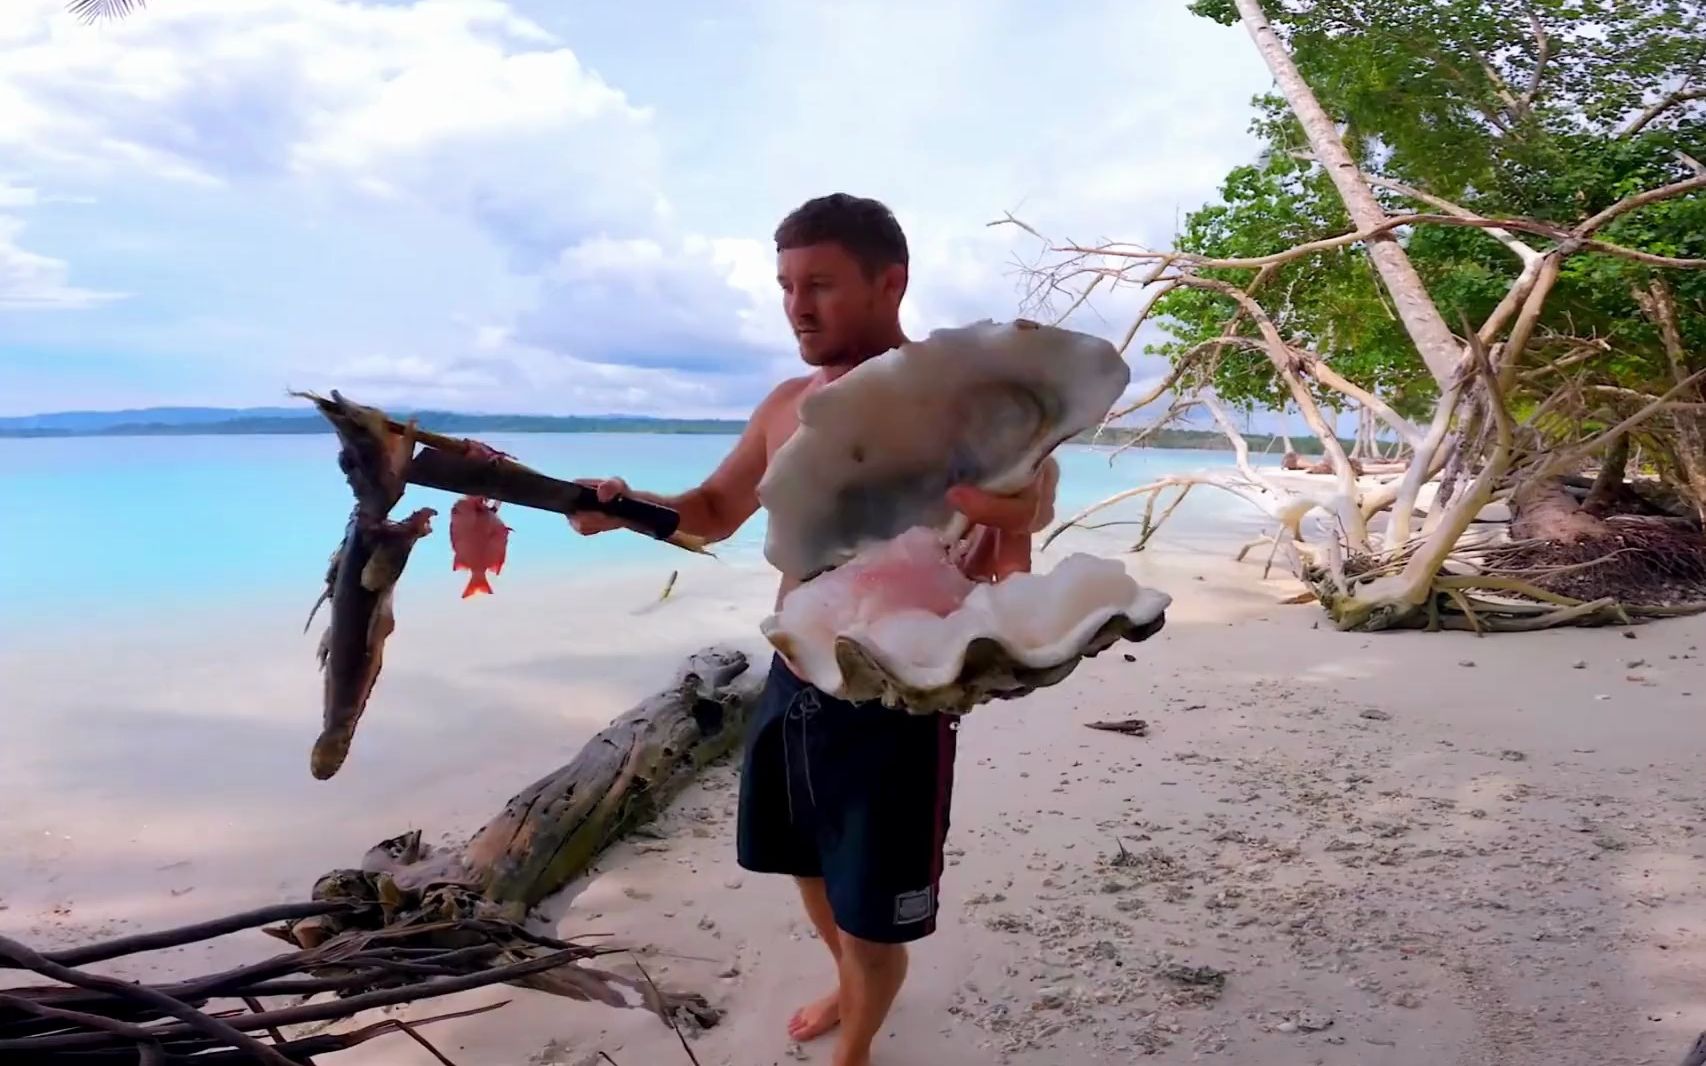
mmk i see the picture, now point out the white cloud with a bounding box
[515,234,786,373]
[0,0,1278,415]
[0,181,123,310]
[0,0,667,255]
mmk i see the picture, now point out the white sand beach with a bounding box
[4,521,1705,1065]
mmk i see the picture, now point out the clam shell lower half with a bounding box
[769,608,1169,715]
[759,546,1174,715]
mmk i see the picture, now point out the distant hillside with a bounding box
[0,407,746,438]
[0,405,1353,455]
[1081,426,1347,455]
[0,406,306,433]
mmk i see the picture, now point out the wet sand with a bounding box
[4,524,1705,1065]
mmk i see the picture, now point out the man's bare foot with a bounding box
[787,989,841,1042]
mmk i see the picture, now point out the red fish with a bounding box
[450,495,511,598]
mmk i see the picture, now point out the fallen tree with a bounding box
[1021,0,1706,633]
[0,647,763,1062]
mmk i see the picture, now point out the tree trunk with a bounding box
[1232,0,1463,388]
[1581,433,1632,517]
[1511,479,1611,543]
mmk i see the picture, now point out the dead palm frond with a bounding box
[67,0,145,23]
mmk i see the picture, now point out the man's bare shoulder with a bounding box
[752,374,815,426]
[763,373,816,405]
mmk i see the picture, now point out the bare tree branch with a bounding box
[1464,39,1526,123]
[1584,385,1706,411]
[1620,86,1706,139]
[1357,169,1540,265]
[1574,172,1706,238]
[1521,6,1550,113]
[1553,368,1706,470]
[1055,211,1706,271]
[1633,276,1695,387]
[1495,255,1564,388]
[1287,346,1423,448]
[1169,275,1369,545]
[1097,264,1275,428]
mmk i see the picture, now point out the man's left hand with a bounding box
[945,458,1059,581]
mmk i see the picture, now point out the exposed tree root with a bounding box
[1302,555,1706,634]
[1496,520,1706,607]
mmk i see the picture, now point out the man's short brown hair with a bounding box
[774,193,909,278]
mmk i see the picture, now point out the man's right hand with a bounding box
[568,477,633,535]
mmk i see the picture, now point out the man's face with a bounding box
[777,241,905,367]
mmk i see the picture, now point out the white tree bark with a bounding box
[1233,0,1465,388]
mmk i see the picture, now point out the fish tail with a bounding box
[462,571,492,598]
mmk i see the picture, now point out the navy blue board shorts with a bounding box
[736,654,959,944]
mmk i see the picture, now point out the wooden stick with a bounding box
[10,901,360,970]
[0,935,297,1066]
[405,446,712,556]
[0,945,604,1053]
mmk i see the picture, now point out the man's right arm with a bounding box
[569,379,801,544]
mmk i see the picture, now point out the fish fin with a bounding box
[462,571,492,598]
[452,557,468,571]
[491,559,504,576]
[304,587,331,634]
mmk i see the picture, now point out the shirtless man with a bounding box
[569,192,1054,1066]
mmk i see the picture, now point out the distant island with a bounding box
[0,405,1341,454]
[0,406,745,438]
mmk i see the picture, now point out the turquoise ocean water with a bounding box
[0,433,1243,635]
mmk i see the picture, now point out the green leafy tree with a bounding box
[1157,0,1704,495]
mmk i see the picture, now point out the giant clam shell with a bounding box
[755,319,1171,713]
[757,318,1133,579]
[761,535,1172,714]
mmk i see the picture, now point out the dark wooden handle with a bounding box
[405,447,682,541]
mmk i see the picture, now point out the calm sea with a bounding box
[0,433,1244,634]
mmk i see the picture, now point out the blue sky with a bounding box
[0,0,1275,418]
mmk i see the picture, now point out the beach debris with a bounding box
[0,899,671,1065]
[1085,717,1150,737]
[1276,1010,1335,1033]
[755,319,1170,713]
[450,495,512,598]
[660,569,679,601]
[1359,707,1392,721]
[1156,962,1227,1004]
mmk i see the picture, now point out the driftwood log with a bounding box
[0,647,764,1063]
[277,645,763,996]
[466,644,763,912]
